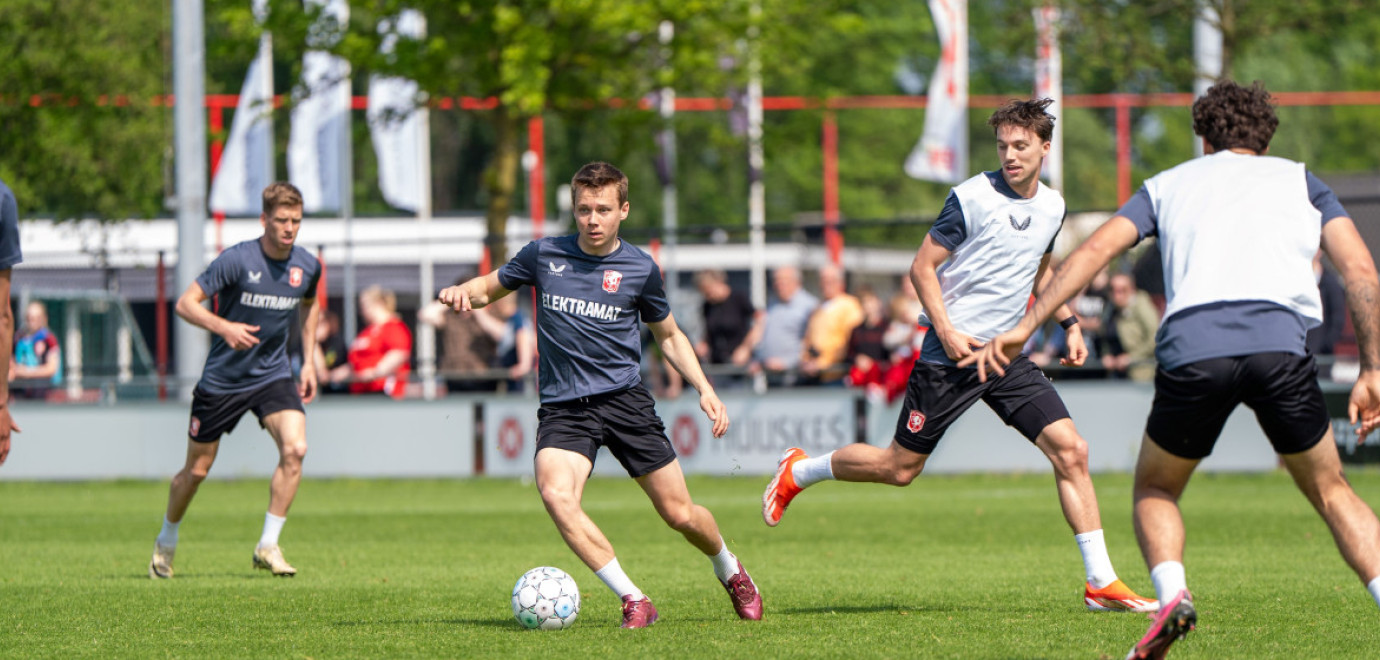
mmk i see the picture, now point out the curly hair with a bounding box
[987,98,1056,142]
[1192,80,1278,153]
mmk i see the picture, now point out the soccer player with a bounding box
[0,176,23,466]
[439,162,762,628]
[968,80,1380,660]
[149,182,322,579]
[762,99,1156,613]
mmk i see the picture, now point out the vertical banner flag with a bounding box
[1033,4,1063,190]
[367,10,426,212]
[904,0,968,184]
[288,0,351,213]
[209,0,274,215]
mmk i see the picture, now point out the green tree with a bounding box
[0,0,168,221]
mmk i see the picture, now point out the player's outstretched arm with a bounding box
[438,271,511,312]
[648,314,730,438]
[1031,253,1087,367]
[962,216,1139,380]
[175,282,260,350]
[1321,216,1380,437]
[0,267,18,466]
[912,235,980,362]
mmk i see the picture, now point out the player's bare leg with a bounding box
[151,439,219,578]
[535,447,656,627]
[1280,428,1380,588]
[831,440,929,484]
[253,410,307,576]
[1126,435,1200,658]
[1038,419,1156,613]
[639,459,762,620]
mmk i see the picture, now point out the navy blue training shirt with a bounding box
[196,239,321,394]
[0,179,23,270]
[498,235,670,403]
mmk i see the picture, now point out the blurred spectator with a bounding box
[479,293,535,393]
[419,277,499,393]
[745,266,818,386]
[1101,273,1159,382]
[883,279,923,361]
[1072,266,1110,357]
[313,309,350,394]
[847,289,892,397]
[345,286,413,398]
[10,300,60,398]
[1306,250,1346,358]
[800,264,864,385]
[694,269,755,386]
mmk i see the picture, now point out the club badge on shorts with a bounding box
[907,410,926,433]
[189,416,201,438]
[289,267,303,287]
[602,270,623,293]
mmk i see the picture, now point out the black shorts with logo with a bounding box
[893,355,1071,455]
[536,385,676,478]
[188,378,304,443]
[1145,352,1329,460]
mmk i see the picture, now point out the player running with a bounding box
[763,99,1156,614]
[149,182,321,579]
[969,80,1380,660]
[440,162,762,628]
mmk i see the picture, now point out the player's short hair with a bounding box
[1192,79,1278,153]
[360,285,397,314]
[262,182,304,218]
[570,162,628,207]
[987,98,1056,143]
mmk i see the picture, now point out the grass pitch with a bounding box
[2,471,1379,658]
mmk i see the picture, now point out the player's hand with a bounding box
[938,328,983,362]
[438,285,472,312]
[299,368,318,404]
[221,323,261,350]
[0,406,20,467]
[701,392,730,438]
[1062,325,1088,367]
[958,328,1028,382]
[1348,369,1380,440]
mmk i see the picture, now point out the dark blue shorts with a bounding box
[188,378,303,443]
[893,355,1071,455]
[536,385,676,478]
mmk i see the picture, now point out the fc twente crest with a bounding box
[602,270,623,293]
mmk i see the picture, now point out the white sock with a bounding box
[1150,561,1188,604]
[1075,529,1118,588]
[792,451,836,489]
[258,512,287,548]
[156,516,180,548]
[595,558,644,601]
[1368,576,1380,609]
[710,538,741,583]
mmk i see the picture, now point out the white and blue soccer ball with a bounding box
[511,566,580,630]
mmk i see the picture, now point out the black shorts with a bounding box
[188,378,304,443]
[1145,352,1329,460]
[536,385,676,478]
[893,356,1071,455]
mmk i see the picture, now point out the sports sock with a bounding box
[1074,529,1118,588]
[595,558,644,601]
[1368,575,1380,609]
[1150,561,1188,604]
[258,512,287,548]
[157,516,180,548]
[710,538,741,583]
[792,451,836,489]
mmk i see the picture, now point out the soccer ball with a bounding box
[511,566,580,630]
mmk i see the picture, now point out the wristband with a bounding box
[1058,316,1079,330]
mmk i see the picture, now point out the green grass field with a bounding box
[3,471,1379,658]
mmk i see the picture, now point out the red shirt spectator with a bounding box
[347,286,413,398]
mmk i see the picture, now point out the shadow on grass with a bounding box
[332,618,516,629]
[780,603,982,615]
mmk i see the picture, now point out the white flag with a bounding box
[367,10,427,212]
[209,2,274,215]
[1033,4,1063,190]
[288,0,351,213]
[904,0,968,184]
